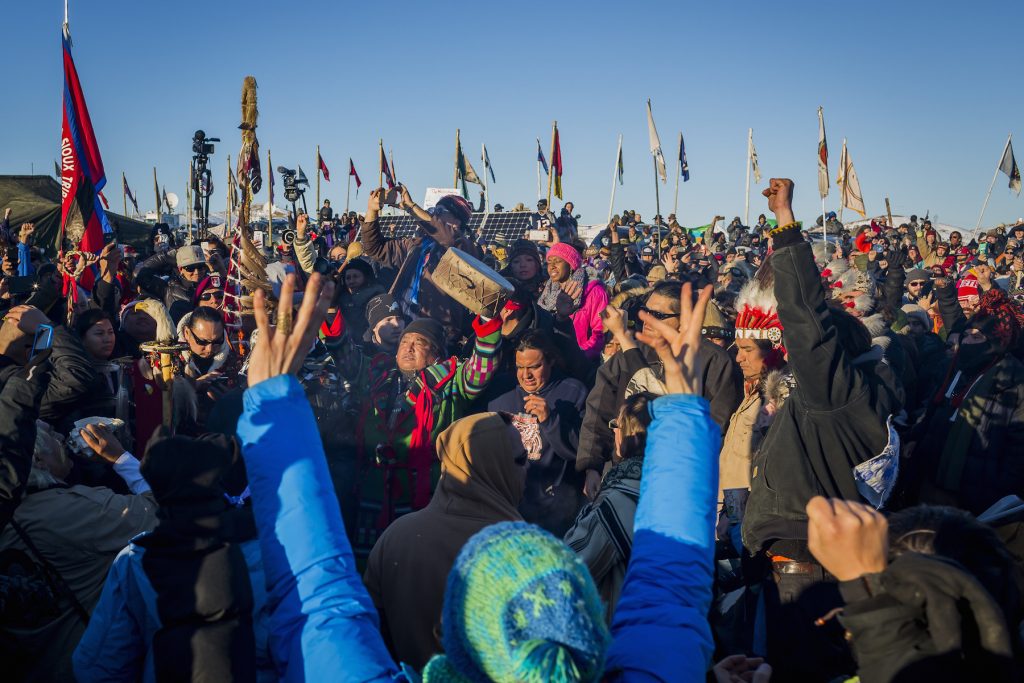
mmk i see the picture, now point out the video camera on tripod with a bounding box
[277,166,310,246]
[191,129,220,238]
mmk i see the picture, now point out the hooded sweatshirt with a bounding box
[363,413,525,670]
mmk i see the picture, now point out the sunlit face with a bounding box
[373,315,405,347]
[186,318,223,359]
[83,319,116,361]
[396,332,438,372]
[179,263,209,284]
[546,256,572,283]
[510,254,539,281]
[641,293,678,334]
[516,348,551,393]
[734,337,768,381]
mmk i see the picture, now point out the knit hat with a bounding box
[364,293,400,332]
[435,195,474,226]
[901,304,931,331]
[402,318,447,357]
[546,242,582,271]
[422,522,610,683]
[905,268,930,284]
[340,257,375,283]
[193,274,223,306]
[958,276,980,305]
[509,239,540,262]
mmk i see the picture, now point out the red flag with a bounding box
[380,148,395,190]
[318,152,330,182]
[61,24,110,255]
[349,158,362,188]
[551,126,563,199]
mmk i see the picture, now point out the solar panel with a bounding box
[374,211,537,243]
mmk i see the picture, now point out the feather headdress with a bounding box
[734,261,783,346]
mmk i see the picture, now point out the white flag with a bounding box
[749,130,762,183]
[817,106,829,199]
[647,99,667,183]
[837,139,866,217]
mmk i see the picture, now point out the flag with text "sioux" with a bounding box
[551,125,564,199]
[60,24,111,253]
[318,152,330,182]
[1000,137,1022,195]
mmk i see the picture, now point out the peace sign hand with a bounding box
[636,282,711,395]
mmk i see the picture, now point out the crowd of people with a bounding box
[1,176,1023,682]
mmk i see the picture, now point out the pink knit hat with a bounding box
[546,242,582,271]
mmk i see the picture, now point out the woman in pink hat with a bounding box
[539,242,609,361]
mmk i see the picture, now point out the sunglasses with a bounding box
[200,290,224,302]
[188,328,222,347]
[184,263,209,273]
[639,306,677,321]
[907,281,928,287]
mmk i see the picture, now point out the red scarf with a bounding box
[407,362,457,509]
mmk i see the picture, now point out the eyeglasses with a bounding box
[199,290,223,302]
[188,328,222,347]
[639,306,677,321]
[184,263,209,273]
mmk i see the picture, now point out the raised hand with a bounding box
[599,304,629,340]
[247,273,334,387]
[806,496,888,582]
[762,178,795,227]
[636,282,711,395]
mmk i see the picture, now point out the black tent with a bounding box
[0,175,153,255]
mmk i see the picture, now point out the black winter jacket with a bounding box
[136,251,196,323]
[575,340,741,473]
[741,236,901,556]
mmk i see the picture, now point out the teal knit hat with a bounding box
[422,522,610,683]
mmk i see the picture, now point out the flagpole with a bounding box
[536,141,542,199]
[379,139,384,189]
[267,148,273,244]
[546,121,556,210]
[744,128,752,227]
[122,172,127,218]
[153,167,160,223]
[454,129,461,188]
[652,156,662,258]
[186,160,193,242]
[838,139,845,225]
[673,132,681,219]
[226,154,232,228]
[345,168,352,215]
[975,133,1012,239]
[481,143,489,212]
[316,144,321,214]
[608,134,621,224]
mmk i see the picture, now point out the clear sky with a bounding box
[3,0,1023,230]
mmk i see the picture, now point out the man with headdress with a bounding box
[360,186,479,342]
[741,178,902,681]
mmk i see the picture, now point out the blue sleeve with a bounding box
[238,375,399,683]
[16,243,33,276]
[605,394,721,683]
[72,550,147,683]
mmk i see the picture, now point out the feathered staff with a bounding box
[225,76,270,331]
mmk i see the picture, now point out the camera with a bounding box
[192,130,219,156]
[277,166,308,206]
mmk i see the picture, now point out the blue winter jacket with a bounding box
[604,394,721,682]
[72,537,274,683]
[237,377,719,682]
[237,375,401,682]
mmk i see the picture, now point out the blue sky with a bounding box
[3,1,1023,229]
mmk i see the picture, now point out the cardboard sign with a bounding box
[423,187,461,210]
